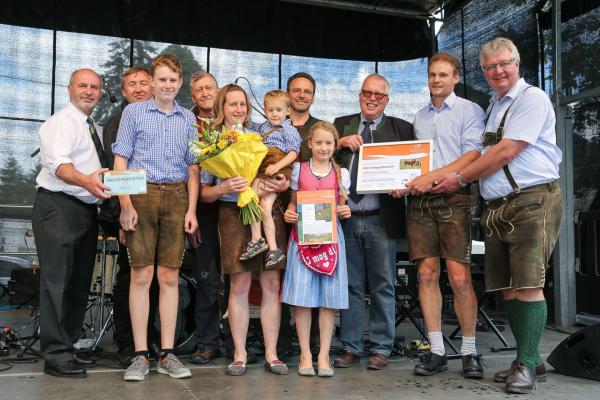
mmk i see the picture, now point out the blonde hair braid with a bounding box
[332,158,349,201]
[307,121,348,201]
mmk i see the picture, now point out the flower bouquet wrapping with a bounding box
[190,123,268,224]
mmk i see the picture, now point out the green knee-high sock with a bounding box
[504,299,518,340]
[514,300,547,370]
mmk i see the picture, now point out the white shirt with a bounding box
[348,113,382,212]
[480,78,561,200]
[36,102,103,204]
[414,92,485,170]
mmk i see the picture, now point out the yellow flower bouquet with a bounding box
[190,123,268,224]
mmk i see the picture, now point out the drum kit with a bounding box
[1,232,121,356]
[77,234,119,351]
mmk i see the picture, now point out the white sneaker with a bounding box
[124,355,150,381]
[157,353,191,379]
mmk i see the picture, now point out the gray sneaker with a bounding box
[157,353,191,379]
[124,355,150,381]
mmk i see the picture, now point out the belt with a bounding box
[147,182,186,190]
[37,187,54,194]
[485,180,559,207]
[352,209,380,217]
[412,185,471,198]
[37,187,97,209]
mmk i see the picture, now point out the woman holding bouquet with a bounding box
[199,84,290,376]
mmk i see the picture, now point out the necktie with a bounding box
[86,117,108,169]
[349,120,373,203]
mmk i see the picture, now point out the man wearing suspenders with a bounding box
[433,37,563,394]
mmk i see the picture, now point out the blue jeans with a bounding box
[340,214,398,356]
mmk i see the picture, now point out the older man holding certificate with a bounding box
[333,73,414,370]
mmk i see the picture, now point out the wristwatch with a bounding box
[455,171,467,189]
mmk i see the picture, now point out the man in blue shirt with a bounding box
[113,54,199,381]
[398,52,485,378]
[100,67,159,367]
[434,37,563,394]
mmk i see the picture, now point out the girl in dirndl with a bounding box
[282,121,351,377]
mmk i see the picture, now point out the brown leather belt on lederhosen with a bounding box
[480,86,533,195]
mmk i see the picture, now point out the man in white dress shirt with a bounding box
[400,52,485,378]
[32,68,110,378]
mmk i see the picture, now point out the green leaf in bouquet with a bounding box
[240,201,263,225]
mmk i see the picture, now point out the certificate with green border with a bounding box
[103,169,147,195]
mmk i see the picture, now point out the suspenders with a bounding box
[481,86,533,194]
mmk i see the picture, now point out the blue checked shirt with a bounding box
[112,99,197,183]
[253,119,301,154]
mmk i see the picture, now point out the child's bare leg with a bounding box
[318,307,335,369]
[295,306,313,369]
[252,177,267,198]
[260,192,278,251]
[249,220,262,243]
[249,179,264,242]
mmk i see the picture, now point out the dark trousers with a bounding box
[32,191,98,367]
[190,213,221,350]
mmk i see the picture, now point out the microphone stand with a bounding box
[234,76,266,119]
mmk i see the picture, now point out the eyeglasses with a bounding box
[483,59,516,73]
[360,90,388,100]
[289,88,314,96]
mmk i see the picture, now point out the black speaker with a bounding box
[8,268,40,306]
[547,323,600,381]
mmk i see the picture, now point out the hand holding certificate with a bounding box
[297,190,337,245]
[102,169,147,195]
[356,140,432,194]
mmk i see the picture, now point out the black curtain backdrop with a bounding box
[0,0,432,62]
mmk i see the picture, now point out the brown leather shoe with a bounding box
[367,353,389,370]
[333,350,358,368]
[506,362,536,394]
[190,347,218,364]
[494,360,546,383]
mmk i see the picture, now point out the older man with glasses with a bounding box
[333,73,414,370]
[433,37,563,394]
